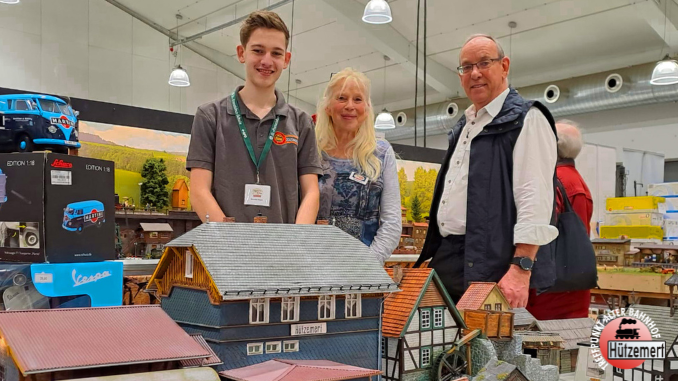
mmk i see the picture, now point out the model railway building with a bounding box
[147,222,399,375]
[380,267,466,381]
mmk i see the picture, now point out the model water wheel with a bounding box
[434,349,468,381]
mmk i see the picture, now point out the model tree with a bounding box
[140,158,170,211]
[411,194,423,222]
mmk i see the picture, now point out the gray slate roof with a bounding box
[666,273,678,286]
[166,223,399,300]
[140,223,173,232]
[630,304,678,346]
[513,308,537,328]
[476,360,525,381]
[536,318,594,350]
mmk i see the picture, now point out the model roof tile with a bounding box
[164,223,399,300]
[219,359,382,381]
[0,305,210,375]
[535,318,595,350]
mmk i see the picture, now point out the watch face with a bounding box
[520,257,532,270]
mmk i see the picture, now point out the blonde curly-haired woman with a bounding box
[315,68,401,264]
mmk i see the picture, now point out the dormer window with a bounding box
[281,297,299,322]
[318,295,335,320]
[250,298,269,324]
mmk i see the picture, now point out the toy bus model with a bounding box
[62,201,105,232]
[0,94,80,153]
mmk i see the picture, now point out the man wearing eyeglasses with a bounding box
[415,34,559,308]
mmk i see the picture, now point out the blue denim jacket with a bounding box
[318,140,390,246]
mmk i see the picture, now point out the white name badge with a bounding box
[349,172,368,185]
[244,184,271,207]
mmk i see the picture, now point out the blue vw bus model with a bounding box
[62,201,105,232]
[0,94,80,154]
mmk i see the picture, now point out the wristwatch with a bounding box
[511,256,534,271]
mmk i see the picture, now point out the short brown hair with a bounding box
[240,10,290,48]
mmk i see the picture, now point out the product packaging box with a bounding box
[648,182,678,196]
[605,196,666,213]
[664,219,678,240]
[0,261,122,310]
[663,195,678,212]
[604,212,664,227]
[0,153,115,263]
[599,225,664,240]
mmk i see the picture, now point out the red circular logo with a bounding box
[273,131,286,145]
[90,209,99,223]
[600,317,652,369]
[60,115,72,129]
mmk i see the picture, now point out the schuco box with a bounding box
[0,153,114,263]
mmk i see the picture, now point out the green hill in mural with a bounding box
[80,142,190,207]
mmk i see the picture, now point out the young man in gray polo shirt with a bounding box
[187,11,322,224]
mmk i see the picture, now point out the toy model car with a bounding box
[0,94,80,154]
[62,200,105,232]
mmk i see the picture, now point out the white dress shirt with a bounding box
[437,88,559,246]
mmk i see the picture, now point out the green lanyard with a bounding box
[231,92,280,184]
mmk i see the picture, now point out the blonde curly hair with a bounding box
[315,68,381,180]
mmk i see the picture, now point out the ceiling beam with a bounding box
[319,0,461,98]
[633,0,678,52]
[105,0,316,112]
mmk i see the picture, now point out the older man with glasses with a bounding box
[415,34,559,308]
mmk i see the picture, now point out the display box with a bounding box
[648,182,678,196]
[604,212,663,227]
[0,261,122,310]
[663,195,678,212]
[665,219,678,240]
[605,196,666,213]
[0,153,115,263]
[599,225,664,240]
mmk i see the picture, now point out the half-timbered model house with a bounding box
[381,267,466,381]
[146,222,399,376]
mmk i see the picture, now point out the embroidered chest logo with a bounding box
[273,132,298,146]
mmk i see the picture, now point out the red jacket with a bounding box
[527,159,593,320]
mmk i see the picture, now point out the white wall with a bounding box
[0,0,247,115]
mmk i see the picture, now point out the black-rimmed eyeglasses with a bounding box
[457,58,502,75]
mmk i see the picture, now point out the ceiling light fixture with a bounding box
[169,14,190,87]
[375,55,395,130]
[362,0,392,25]
[651,0,678,86]
[0,0,20,4]
[168,65,190,87]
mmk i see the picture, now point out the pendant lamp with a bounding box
[375,55,395,130]
[362,0,392,24]
[650,56,678,86]
[0,0,20,3]
[168,65,190,87]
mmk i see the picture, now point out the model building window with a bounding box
[345,294,361,318]
[283,340,299,352]
[421,347,431,367]
[250,298,269,324]
[247,343,263,355]
[484,304,492,310]
[185,252,193,278]
[318,295,335,320]
[149,232,158,238]
[281,297,299,322]
[420,309,431,330]
[433,308,444,328]
[265,341,281,354]
[495,303,502,311]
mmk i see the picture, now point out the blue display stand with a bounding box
[31,261,123,307]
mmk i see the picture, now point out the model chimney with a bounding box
[392,265,404,284]
[254,214,267,223]
[223,217,236,223]
[317,220,329,225]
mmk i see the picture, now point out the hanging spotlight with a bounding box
[168,65,190,87]
[650,56,678,86]
[375,109,396,130]
[0,0,20,3]
[362,0,392,24]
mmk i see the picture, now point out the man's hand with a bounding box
[498,265,531,308]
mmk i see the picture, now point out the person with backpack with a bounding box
[527,119,594,319]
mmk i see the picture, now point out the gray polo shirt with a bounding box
[186,86,322,224]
